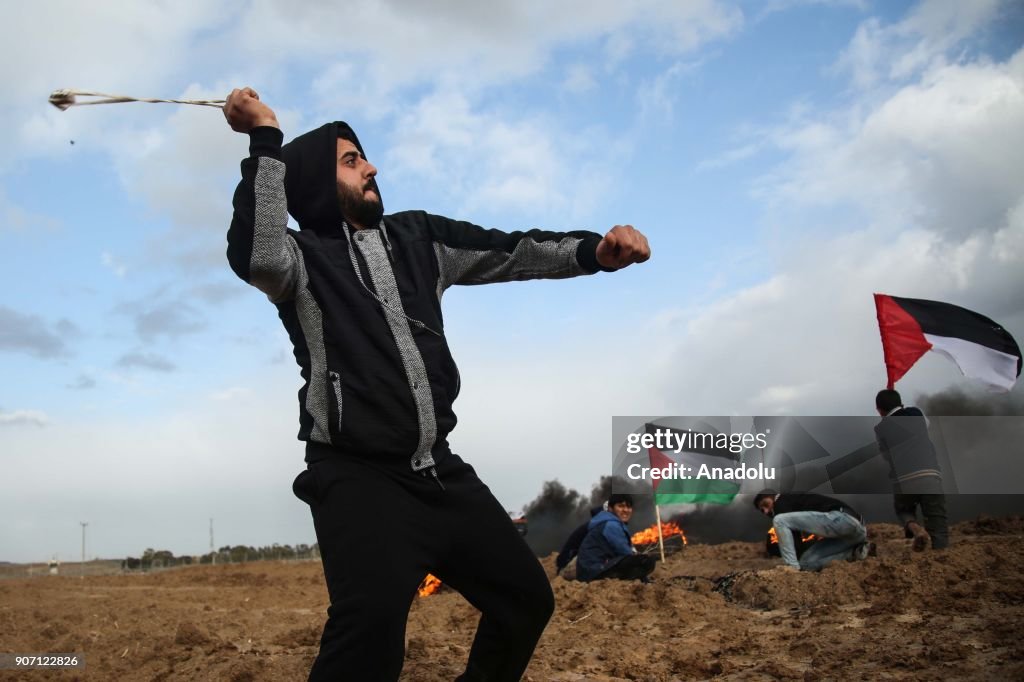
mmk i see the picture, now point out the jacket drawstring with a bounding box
[427,466,445,492]
[342,220,442,337]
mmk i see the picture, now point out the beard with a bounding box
[337,178,384,229]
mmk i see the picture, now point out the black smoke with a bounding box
[916,385,1024,416]
[519,480,590,557]
[915,385,1024,521]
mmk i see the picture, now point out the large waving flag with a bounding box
[644,422,743,505]
[874,294,1022,392]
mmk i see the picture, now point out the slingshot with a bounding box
[49,89,225,111]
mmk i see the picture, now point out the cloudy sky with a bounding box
[1,0,1022,563]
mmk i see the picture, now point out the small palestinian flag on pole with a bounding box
[642,421,742,562]
[644,422,742,505]
[874,294,1022,392]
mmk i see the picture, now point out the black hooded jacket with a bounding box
[227,123,611,471]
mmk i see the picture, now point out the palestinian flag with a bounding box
[645,422,742,505]
[874,294,1022,392]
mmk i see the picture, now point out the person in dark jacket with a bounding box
[875,389,948,550]
[576,494,656,582]
[556,506,602,576]
[222,88,650,682]
[753,490,873,571]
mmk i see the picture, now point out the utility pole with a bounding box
[209,518,215,565]
[80,522,88,578]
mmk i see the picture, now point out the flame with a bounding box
[418,573,442,598]
[631,521,687,546]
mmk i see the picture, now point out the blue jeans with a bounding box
[773,510,867,571]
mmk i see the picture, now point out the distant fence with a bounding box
[0,559,123,580]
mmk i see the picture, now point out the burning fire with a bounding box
[631,521,687,546]
[767,527,817,544]
[418,573,442,598]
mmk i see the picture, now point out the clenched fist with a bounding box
[595,224,651,270]
[222,87,279,134]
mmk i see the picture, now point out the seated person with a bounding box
[576,494,656,582]
[753,489,874,572]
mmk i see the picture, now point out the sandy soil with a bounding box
[2,517,1023,681]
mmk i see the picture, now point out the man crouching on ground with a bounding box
[754,490,874,572]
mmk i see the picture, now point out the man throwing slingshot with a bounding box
[223,86,650,681]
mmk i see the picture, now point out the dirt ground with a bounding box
[2,517,1023,681]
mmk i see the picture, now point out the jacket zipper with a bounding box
[328,371,343,435]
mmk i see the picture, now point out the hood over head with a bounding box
[588,509,621,529]
[282,121,380,232]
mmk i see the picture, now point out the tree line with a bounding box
[121,543,319,570]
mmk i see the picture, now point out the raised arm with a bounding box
[223,87,298,302]
[426,213,650,293]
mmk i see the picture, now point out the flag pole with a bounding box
[655,504,666,563]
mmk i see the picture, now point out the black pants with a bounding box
[596,554,656,581]
[895,493,949,549]
[293,452,554,681]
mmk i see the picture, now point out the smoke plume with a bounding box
[917,385,1024,416]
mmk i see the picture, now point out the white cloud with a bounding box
[649,227,1024,416]
[994,197,1024,263]
[100,251,127,278]
[0,409,49,428]
[833,0,1003,89]
[226,0,741,98]
[756,48,1024,242]
[757,0,868,20]
[101,87,257,245]
[386,88,619,223]
[751,382,819,413]
[636,60,703,123]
